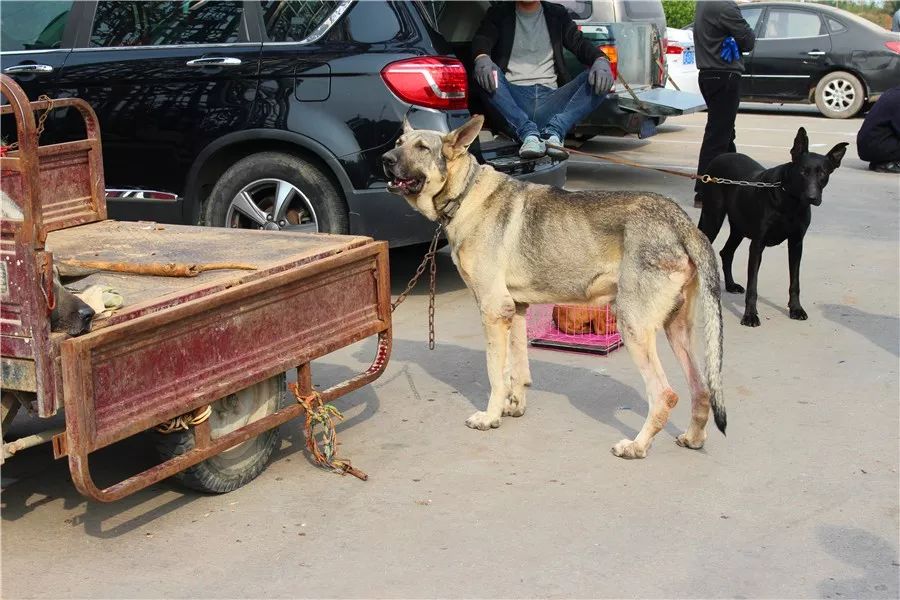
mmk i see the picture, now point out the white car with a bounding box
[665,27,701,95]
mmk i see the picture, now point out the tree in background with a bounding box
[662,0,695,29]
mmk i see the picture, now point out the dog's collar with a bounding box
[437,160,480,225]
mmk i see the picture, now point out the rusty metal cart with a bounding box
[0,75,391,502]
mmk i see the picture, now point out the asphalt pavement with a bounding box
[2,105,898,599]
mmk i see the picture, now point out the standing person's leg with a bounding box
[695,71,741,206]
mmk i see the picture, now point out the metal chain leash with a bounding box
[390,223,443,350]
[3,95,54,152]
[552,143,782,188]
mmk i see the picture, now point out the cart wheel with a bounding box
[203,152,349,234]
[155,373,288,493]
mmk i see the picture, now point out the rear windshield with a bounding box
[552,1,592,20]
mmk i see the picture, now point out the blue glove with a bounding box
[720,36,740,63]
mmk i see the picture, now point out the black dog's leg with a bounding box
[741,240,765,327]
[787,235,807,320]
[720,229,745,294]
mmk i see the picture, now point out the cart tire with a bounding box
[814,71,865,119]
[155,373,289,494]
[203,152,349,234]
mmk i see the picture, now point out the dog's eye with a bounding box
[395,138,403,147]
[415,141,429,151]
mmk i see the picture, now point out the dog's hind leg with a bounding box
[720,228,745,294]
[503,303,530,417]
[466,294,515,430]
[664,279,710,449]
[611,265,689,459]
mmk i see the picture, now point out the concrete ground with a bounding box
[2,106,898,599]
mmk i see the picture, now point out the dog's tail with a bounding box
[682,227,726,434]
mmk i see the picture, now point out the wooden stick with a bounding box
[57,259,256,277]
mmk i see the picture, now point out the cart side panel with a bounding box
[62,243,389,453]
[37,143,106,234]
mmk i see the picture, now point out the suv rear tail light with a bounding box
[667,43,684,55]
[885,41,900,54]
[381,57,468,110]
[598,44,618,79]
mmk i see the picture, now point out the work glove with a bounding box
[720,36,740,63]
[474,55,499,93]
[588,58,613,95]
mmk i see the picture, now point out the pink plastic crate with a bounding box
[526,304,623,355]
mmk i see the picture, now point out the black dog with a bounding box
[698,127,847,327]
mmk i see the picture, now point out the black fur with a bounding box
[698,127,848,327]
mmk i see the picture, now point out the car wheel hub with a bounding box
[823,79,855,112]
[226,178,319,232]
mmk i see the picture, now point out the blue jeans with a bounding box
[482,70,606,141]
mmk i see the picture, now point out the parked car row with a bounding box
[680,2,900,119]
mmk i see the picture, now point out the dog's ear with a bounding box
[442,115,484,159]
[791,127,809,163]
[826,142,849,171]
[401,117,414,134]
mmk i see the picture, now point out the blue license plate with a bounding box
[683,49,695,65]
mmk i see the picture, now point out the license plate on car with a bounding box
[683,49,695,65]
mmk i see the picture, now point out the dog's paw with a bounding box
[675,433,706,450]
[789,306,808,321]
[466,411,501,430]
[725,283,745,294]
[740,313,761,327]
[503,393,526,417]
[610,439,647,459]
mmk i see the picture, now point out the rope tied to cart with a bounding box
[289,384,368,481]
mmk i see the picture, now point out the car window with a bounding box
[552,1,592,20]
[345,1,401,44]
[0,0,73,52]
[622,1,665,21]
[89,1,243,47]
[261,1,342,43]
[826,17,847,33]
[761,9,825,39]
[740,7,763,32]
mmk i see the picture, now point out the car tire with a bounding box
[204,152,348,234]
[154,373,288,494]
[814,71,865,119]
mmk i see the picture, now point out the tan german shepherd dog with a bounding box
[382,116,725,459]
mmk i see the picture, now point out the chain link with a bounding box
[698,174,782,188]
[4,95,54,152]
[390,223,443,350]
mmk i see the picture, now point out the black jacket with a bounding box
[694,1,756,72]
[471,1,604,87]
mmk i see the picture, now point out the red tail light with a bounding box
[667,43,684,55]
[381,57,468,110]
[885,41,900,54]
[598,44,618,79]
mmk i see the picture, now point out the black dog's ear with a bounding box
[791,127,809,163]
[443,114,484,159]
[401,117,414,134]
[826,142,849,171]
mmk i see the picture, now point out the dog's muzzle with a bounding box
[382,151,423,195]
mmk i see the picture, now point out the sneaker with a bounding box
[519,135,546,159]
[869,161,900,174]
[544,134,569,160]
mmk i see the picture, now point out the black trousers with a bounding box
[695,70,742,194]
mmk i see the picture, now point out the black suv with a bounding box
[1,1,565,247]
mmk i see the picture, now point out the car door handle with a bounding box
[3,64,54,74]
[806,51,826,56]
[185,57,242,67]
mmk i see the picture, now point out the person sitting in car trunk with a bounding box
[471,0,614,160]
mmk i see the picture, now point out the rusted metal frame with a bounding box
[65,328,391,502]
[61,244,391,502]
[0,74,40,247]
